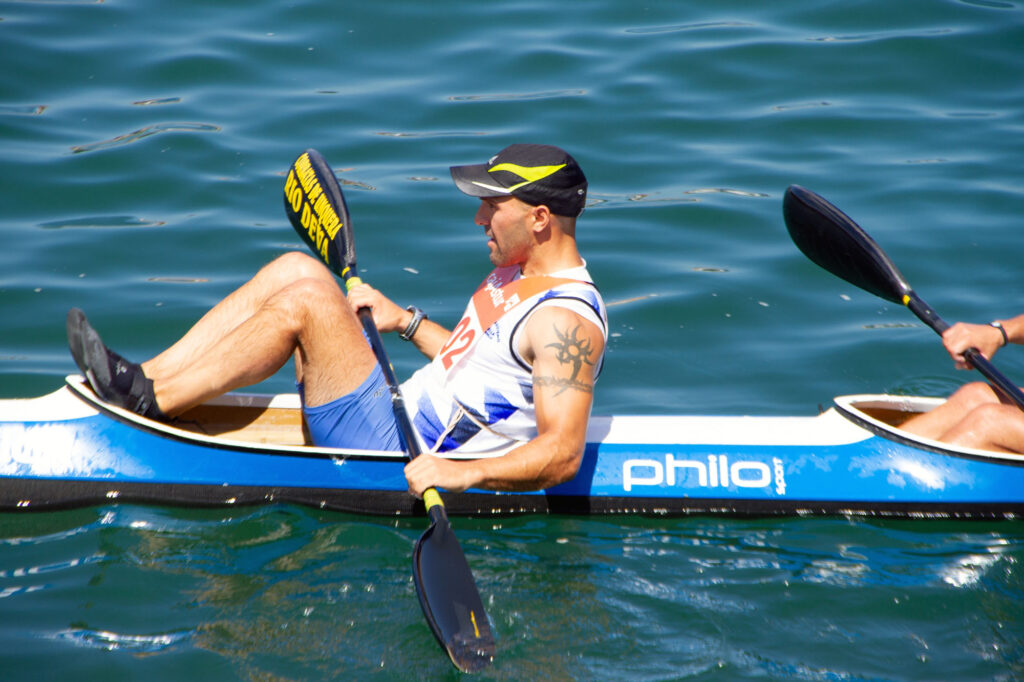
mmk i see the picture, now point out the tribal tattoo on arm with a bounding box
[534,323,598,395]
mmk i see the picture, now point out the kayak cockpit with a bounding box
[834,394,1024,463]
[62,375,342,454]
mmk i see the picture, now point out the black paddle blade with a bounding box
[783,185,911,305]
[283,149,355,279]
[413,506,495,673]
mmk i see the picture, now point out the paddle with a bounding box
[783,184,1024,410]
[283,149,495,672]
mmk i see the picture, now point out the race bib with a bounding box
[436,267,582,372]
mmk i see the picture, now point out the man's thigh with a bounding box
[290,279,379,407]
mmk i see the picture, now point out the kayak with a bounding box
[2,376,1023,518]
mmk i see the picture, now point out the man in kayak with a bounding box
[67,144,608,497]
[901,315,1024,453]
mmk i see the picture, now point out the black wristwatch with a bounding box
[990,320,1009,347]
[400,305,427,341]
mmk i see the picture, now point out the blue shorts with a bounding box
[299,365,403,451]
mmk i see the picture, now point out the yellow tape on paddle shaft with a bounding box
[902,294,910,306]
[344,270,363,291]
[423,487,443,510]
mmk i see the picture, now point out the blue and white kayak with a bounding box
[1,376,1022,518]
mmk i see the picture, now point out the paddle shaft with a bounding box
[341,275,446,506]
[903,291,1024,411]
[346,265,491,672]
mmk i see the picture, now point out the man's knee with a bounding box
[277,277,345,317]
[964,402,1017,437]
[267,252,334,284]
[950,381,1000,408]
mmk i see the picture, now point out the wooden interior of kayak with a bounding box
[854,405,918,427]
[174,400,312,446]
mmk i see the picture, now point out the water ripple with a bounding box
[772,101,833,112]
[0,553,104,580]
[0,104,47,115]
[625,21,756,35]
[448,89,587,102]
[132,97,182,106]
[375,130,487,138]
[70,122,220,154]
[54,627,193,653]
[807,28,955,43]
[686,187,771,198]
[38,216,167,229]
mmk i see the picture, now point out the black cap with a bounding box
[450,144,587,217]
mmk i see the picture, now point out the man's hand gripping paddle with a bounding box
[283,149,495,673]
[783,184,1024,411]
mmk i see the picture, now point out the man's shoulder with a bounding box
[521,304,606,356]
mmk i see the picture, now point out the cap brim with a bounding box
[450,163,512,198]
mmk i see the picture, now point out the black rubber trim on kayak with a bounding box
[2,478,1022,519]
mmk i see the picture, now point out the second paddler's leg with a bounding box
[901,381,1024,453]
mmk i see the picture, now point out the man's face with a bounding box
[475,196,534,268]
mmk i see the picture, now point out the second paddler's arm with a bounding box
[942,313,1024,369]
[345,283,450,358]
[403,305,605,495]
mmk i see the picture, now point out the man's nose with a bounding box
[474,202,489,226]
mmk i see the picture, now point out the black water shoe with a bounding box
[66,307,90,377]
[66,308,168,421]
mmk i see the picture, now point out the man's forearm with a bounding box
[405,317,450,359]
[403,432,586,497]
[465,433,585,492]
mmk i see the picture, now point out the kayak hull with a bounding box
[2,378,1022,518]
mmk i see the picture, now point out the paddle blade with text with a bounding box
[283,149,354,277]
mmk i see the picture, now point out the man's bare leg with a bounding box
[72,252,378,418]
[142,252,335,381]
[940,403,1024,454]
[151,260,377,416]
[900,382,1003,440]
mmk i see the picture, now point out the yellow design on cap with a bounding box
[489,162,567,191]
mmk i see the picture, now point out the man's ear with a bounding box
[529,204,552,233]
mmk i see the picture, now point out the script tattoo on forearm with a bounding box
[535,323,597,395]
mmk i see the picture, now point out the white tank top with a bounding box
[400,263,607,456]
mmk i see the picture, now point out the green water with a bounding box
[1,0,1023,678]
